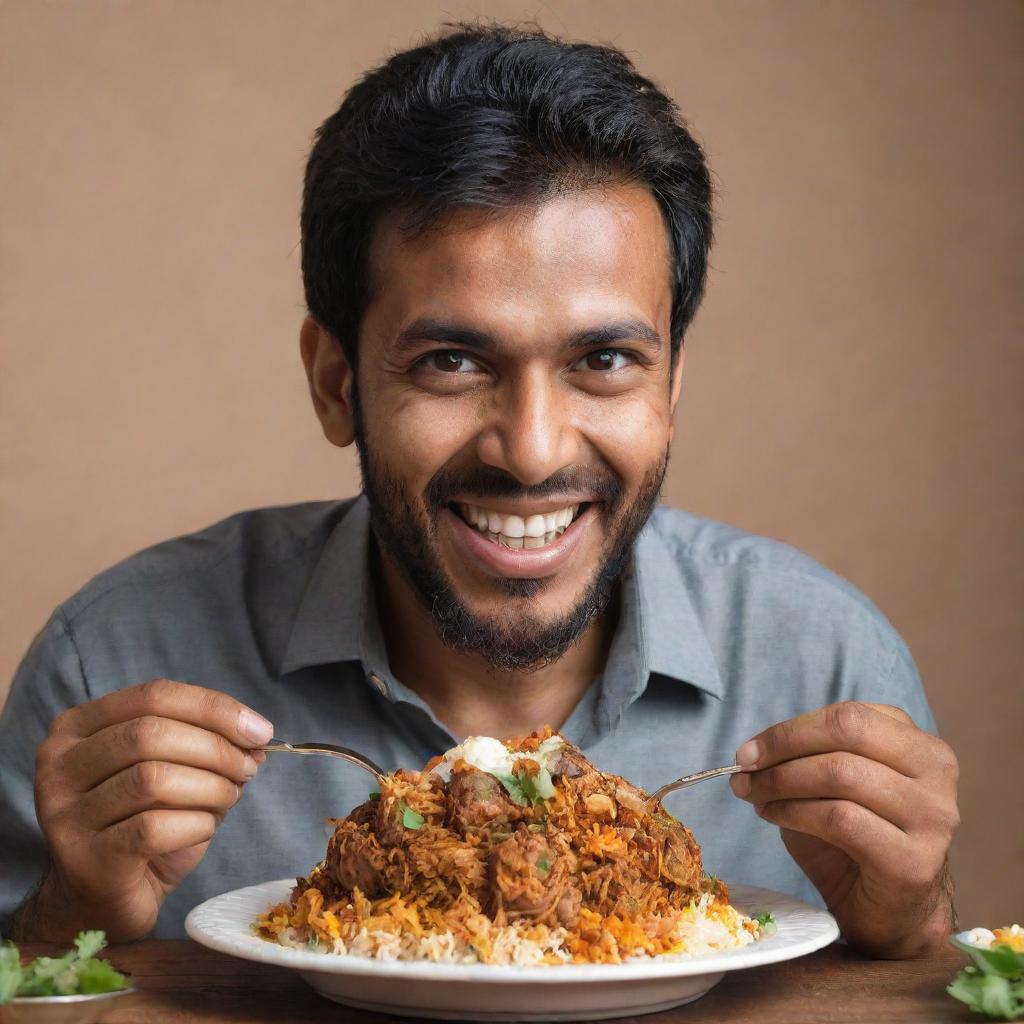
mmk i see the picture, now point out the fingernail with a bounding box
[239,710,274,746]
[736,740,760,769]
[754,803,767,817]
[242,755,260,779]
[252,749,267,765]
[731,773,751,798]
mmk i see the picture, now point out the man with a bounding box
[0,24,958,956]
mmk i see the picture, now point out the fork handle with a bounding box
[649,763,744,803]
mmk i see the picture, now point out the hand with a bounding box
[729,701,959,958]
[28,679,274,942]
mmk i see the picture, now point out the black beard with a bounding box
[356,439,667,672]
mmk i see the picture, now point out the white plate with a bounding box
[186,878,839,1021]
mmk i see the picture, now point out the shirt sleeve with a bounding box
[0,610,89,936]
[868,632,938,736]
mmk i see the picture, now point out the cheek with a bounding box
[363,387,480,484]
[579,393,673,480]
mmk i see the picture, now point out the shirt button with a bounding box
[367,672,390,698]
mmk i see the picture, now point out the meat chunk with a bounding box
[648,812,703,894]
[489,831,576,921]
[326,823,387,897]
[446,765,518,831]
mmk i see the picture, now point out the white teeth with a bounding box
[503,515,526,538]
[458,501,583,550]
[524,515,545,538]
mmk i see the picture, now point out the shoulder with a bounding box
[643,507,926,712]
[57,498,357,628]
[648,505,888,619]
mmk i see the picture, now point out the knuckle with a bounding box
[133,809,164,850]
[126,761,168,803]
[933,740,960,782]
[826,701,870,748]
[50,707,77,736]
[825,753,864,792]
[824,800,861,839]
[127,715,166,754]
[136,678,185,710]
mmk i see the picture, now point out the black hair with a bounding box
[301,22,713,369]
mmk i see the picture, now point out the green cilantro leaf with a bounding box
[948,939,1024,1020]
[490,765,556,807]
[400,802,425,830]
[536,854,551,875]
[0,931,129,1004]
[754,911,777,934]
[367,791,381,801]
[0,944,23,1004]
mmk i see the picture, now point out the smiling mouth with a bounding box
[453,502,589,550]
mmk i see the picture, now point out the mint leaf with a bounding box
[400,802,425,830]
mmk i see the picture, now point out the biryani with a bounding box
[255,729,767,965]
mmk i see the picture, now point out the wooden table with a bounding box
[16,939,979,1023]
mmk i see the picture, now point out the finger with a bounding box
[52,679,274,748]
[100,809,219,865]
[61,716,261,791]
[756,797,914,876]
[76,763,242,830]
[736,701,933,778]
[732,752,920,831]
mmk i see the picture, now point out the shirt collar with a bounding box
[280,497,723,701]
[279,496,369,674]
[631,513,724,699]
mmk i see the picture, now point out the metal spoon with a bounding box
[648,763,743,803]
[258,738,386,782]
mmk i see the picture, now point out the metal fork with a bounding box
[648,763,743,803]
[258,738,739,802]
[258,738,386,782]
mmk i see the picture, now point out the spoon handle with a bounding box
[649,763,743,803]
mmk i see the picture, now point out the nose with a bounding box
[475,366,581,485]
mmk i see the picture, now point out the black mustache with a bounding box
[425,465,623,510]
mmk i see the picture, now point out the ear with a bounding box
[299,315,356,448]
[667,342,686,443]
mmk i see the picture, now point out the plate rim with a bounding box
[185,878,839,983]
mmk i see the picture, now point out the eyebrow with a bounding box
[393,316,663,354]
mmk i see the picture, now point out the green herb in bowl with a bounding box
[948,928,1024,1021]
[0,930,131,1023]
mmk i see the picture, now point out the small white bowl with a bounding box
[0,987,135,1024]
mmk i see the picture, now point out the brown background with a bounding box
[2,1,1021,925]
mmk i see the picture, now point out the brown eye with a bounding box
[429,351,479,373]
[579,349,631,372]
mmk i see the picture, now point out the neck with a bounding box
[373,542,615,742]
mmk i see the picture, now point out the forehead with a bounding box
[362,183,674,342]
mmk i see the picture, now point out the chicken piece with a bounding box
[375,790,411,847]
[446,765,518,831]
[489,831,576,920]
[648,812,703,894]
[326,822,387,897]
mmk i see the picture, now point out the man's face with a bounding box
[353,183,681,669]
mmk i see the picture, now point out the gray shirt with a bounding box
[0,496,935,938]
